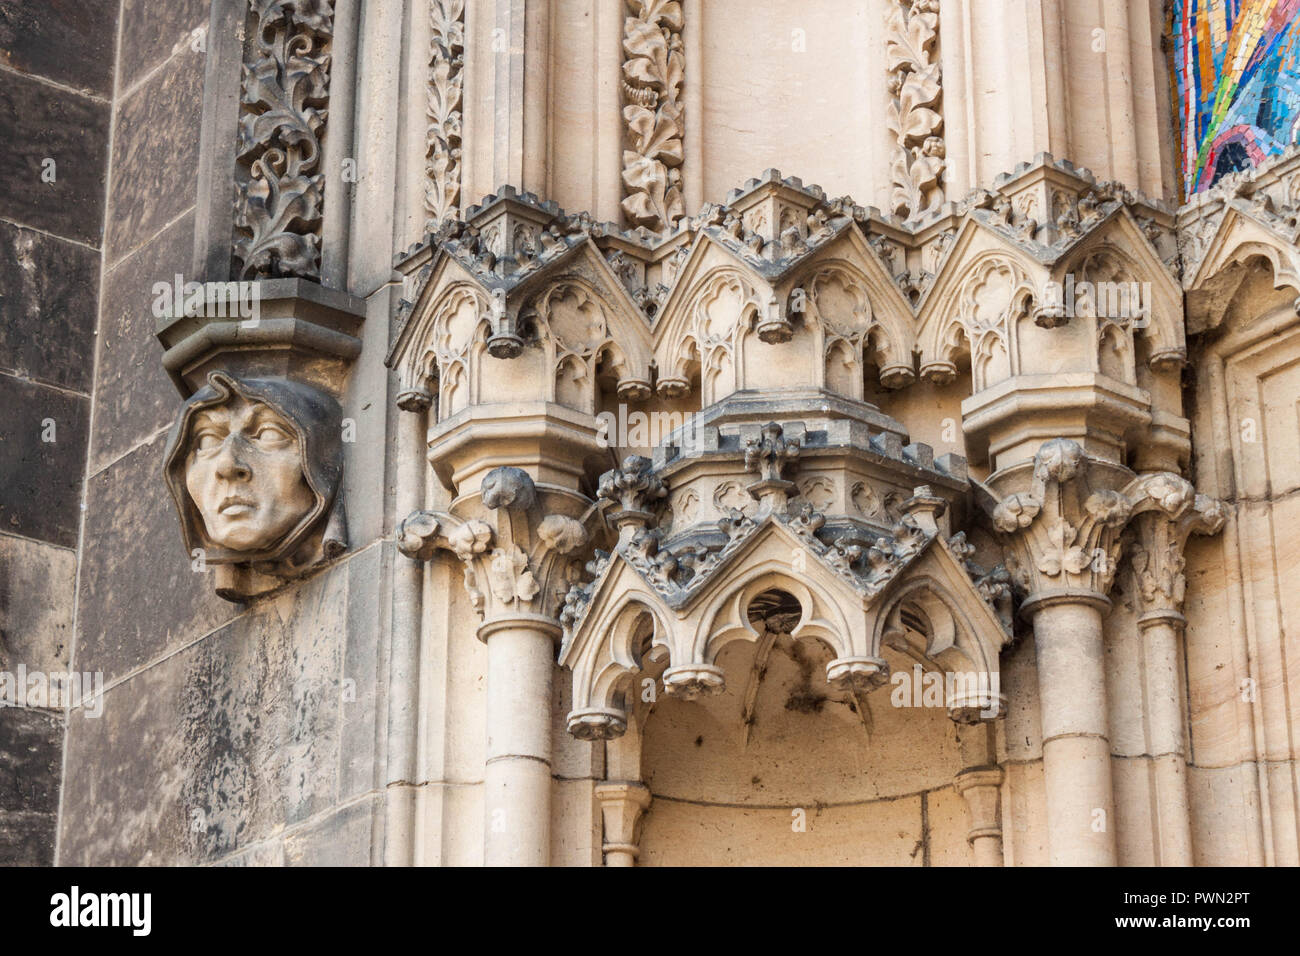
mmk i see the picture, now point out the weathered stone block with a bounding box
[118,0,210,93]
[0,707,62,865]
[0,374,89,548]
[62,563,354,863]
[0,72,109,245]
[283,797,378,866]
[0,221,100,393]
[105,48,205,265]
[0,534,75,676]
[91,211,193,473]
[0,0,117,95]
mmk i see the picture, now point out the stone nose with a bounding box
[213,433,253,482]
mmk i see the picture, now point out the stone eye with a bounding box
[254,423,291,445]
[194,430,223,451]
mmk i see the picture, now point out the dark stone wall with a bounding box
[49,0,388,866]
[0,0,117,865]
[5,1,388,866]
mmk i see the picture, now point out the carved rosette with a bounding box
[991,439,1133,606]
[621,0,685,231]
[234,0,335,279]
[397,467,591,629]
[886,0,944,220]
[426,0,464,228]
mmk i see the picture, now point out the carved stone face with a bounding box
[163,371,345,567]
[183,396,316,551]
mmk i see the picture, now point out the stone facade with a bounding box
[2,0,1299,867]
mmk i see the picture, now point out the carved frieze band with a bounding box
[234,0,335,279]
[426,0,465,228]
[621,0,685,231]
[886,0,944,220]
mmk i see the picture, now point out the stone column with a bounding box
[955,721,1004,866]
[1127,478,1225,866]
[482,617,561,866]
[1026,594,1116,866]
[990,439,1134,866]
[396,465,592,867]
[1137,609,1194,866]
[595,781,652,867]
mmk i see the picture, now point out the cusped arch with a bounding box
[871,572,1006,721]
[523,276,654,409]
[653,265,765,399]
[692,561,857,668]
[565,589,672,739]
[393,281,492,409]
[1055,241,1184,371]
[797,259,917,388]
[919,248,1038,388]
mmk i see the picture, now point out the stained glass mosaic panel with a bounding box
[1171,0,1300,196]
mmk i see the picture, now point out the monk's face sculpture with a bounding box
[164,372,346,576]
[183,395,316,551]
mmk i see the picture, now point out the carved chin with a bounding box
[202,509,296,552]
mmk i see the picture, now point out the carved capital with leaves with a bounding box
[397,466,594,628]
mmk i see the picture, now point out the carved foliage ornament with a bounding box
[886,0,944,220]
[235,0,334,279]
[397,467,589,623]
[426,0,464,228]
[991,439,1131,597]
[621,0,685,231]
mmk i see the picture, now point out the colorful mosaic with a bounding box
[1171,0,1300,197]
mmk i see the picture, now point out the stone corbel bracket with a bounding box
[162,369,350,602]
[1122,472,1226,625]
[156,277,366,398]
[983,438,1226,613]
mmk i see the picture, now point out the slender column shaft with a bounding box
[1140,612,1195,866]
[595,782,652,867]
[483,621,556,866]
[383,404,427,865]
[682,0,704,215]
[1031,598,1117,866]
[955,722,1004,866]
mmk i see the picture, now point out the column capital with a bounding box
[397,465,596,631]
[595,781,653,866]
[1125,473,1226,620]
[987,438,1134,608]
